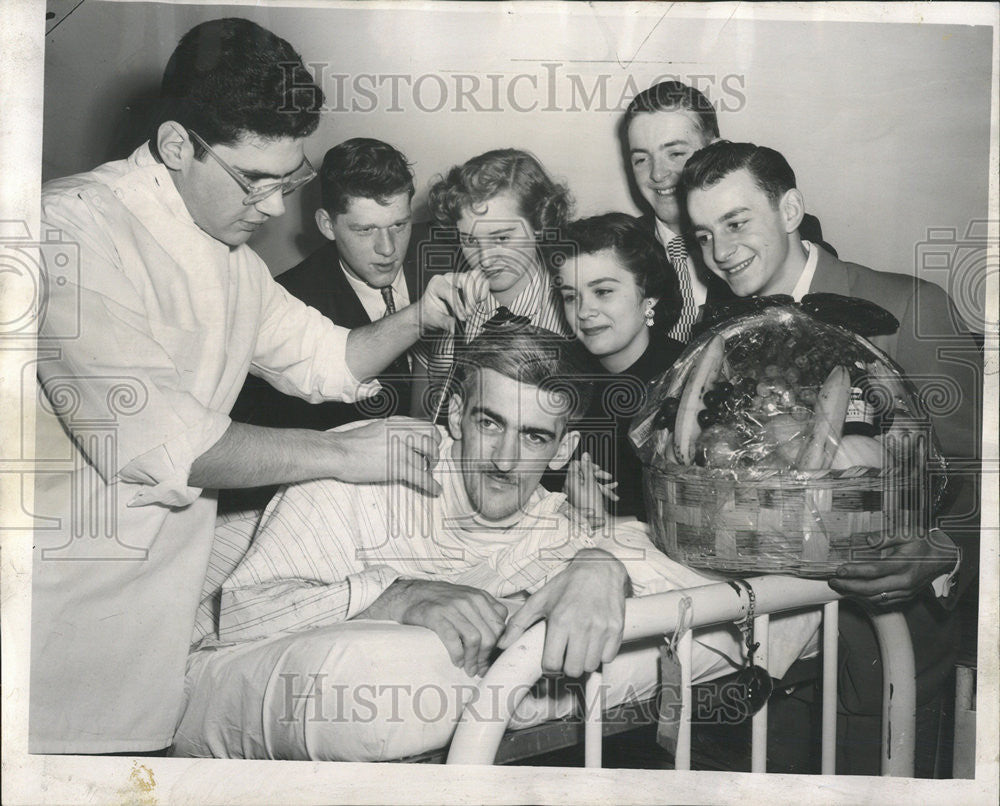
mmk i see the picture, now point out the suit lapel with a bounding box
[807,247,852,296]
[807,248,900,357]
[402,221,430,299]
[325,242,377,327]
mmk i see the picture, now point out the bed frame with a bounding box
[437,576,917,774]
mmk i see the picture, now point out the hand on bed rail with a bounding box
[828,530,958,606]
[497,548,629,678]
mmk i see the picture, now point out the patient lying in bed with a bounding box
[173,323,819,761]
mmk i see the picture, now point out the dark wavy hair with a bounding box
[319,138,414,216]
[680,141,797,207]
[154,18,323,158]
[624,80,720,140]
[428,149,572,233]
[558,213,682,336]
[454,323,594,422]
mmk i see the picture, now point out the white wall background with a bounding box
[42,1,993,313]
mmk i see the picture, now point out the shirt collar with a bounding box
[128,142,201,231]
[791,240,818,301]
[480,268,544,319]
[505,269,544,319]
[339,259,407,296]
[468,268,545,339]
[653,217,680,248]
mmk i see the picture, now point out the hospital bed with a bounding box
[443,576,917,774]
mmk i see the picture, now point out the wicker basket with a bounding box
[643,462,931,578]
[632,305,947,579]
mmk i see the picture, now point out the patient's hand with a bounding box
[497,548,629,678]
[362,579,508,677]
[563,453,620,530]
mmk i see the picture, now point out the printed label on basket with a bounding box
[629,410,658,450]
[845,387,872,423]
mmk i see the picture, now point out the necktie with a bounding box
[380,286,396,316]
[667,235,696,342]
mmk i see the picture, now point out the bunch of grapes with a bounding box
[727,320,870,390]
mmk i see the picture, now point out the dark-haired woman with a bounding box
[555,212,685,521]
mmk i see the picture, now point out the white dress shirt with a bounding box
[790,240,820,301]
[340,260,410,321]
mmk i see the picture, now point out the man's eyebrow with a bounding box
[470,405,507,428]
[519,424,557,441]
[235,158,306,182]
[348,216,411,231]
[657,138,694,149]
[720,207,751,221]
[629,139,692,154]
[692,207,752,230]
[478,225,521,236]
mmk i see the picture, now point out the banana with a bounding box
[673,334,726,465]
[795,365,851,470]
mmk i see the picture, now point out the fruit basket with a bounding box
[630,304,946,578]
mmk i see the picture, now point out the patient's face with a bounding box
[448,368,576,522]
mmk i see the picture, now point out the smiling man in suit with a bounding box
[680,139,982,776]
[622,81,834,342]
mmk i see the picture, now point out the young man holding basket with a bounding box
[680,140,982,775]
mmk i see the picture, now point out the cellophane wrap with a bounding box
[630,306,946,578]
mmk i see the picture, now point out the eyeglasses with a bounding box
[187,129,317,206]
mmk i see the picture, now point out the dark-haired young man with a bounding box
[234,138,422,431]
[622,81,832,341]
[32,19,479,755]
[681,139,982,775]
[223,139,428,510]
[173,324,820,761]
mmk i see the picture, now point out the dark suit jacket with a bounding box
[809,249,983,718]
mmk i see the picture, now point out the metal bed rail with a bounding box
[446,576,916,775]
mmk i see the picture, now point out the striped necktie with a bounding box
[666,235,696,342]
[380,286,396,316]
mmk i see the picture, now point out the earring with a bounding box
[644,301,655,328]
